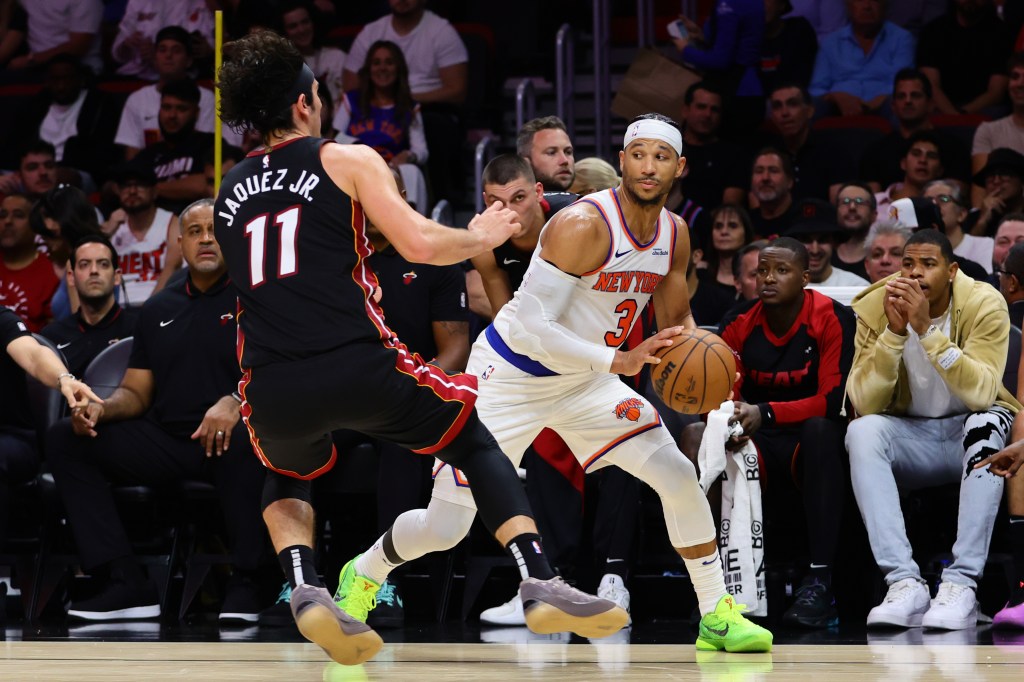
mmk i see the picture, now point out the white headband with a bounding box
[623,119,683,156]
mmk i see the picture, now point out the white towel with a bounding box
[697,401,767,616]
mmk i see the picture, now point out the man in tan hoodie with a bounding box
[846,227,1020,631]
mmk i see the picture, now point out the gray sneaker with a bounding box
[519,576,630,639]
[290,584,383,665]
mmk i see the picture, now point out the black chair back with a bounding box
[82,337,134,399]
[1005,325,1022,397]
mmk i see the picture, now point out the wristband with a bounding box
[231,391,243,404]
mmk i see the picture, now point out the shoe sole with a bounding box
[695,634,773,653]
[866,613,924,628]
[524,602,629,638]
[480,615,526,626]
[68,604,160,621]
[219,612,260,624]
[295,602,383,666]
[922,616,977,630]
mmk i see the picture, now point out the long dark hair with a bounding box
[358,40,414,127]
[30,185,101,262]
[705,204,754,279]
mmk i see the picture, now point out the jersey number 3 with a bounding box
[604,299,638,347]
[245,206,301,288]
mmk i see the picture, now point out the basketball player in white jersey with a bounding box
[335,114,773,651]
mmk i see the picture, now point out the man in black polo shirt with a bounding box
[45,199,267,624]
[41,235,137,376]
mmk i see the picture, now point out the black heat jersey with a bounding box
[718,289,856,427]
[215,137,390,368]
[492,191,578,290]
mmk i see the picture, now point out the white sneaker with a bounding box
[866,578,931,628]
[921,582,979,630]
[597,574,632,626]
[480,594,526,626]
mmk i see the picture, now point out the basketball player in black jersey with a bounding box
[214,31,626,665]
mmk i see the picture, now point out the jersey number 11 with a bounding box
[245,206,301,288]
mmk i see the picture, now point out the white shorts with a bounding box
[432,332,676,509]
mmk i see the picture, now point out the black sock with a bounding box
[1011,515,1024,606]
[108,556,146,586]
[808,564,831,587]
[278,545,322,589]
[506,533,556,581]
[602,559,629,580]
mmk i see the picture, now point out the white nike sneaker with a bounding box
[922,582,979,630]
[866,578,931,628]
[480,594,526,626]
[597,574,632,626]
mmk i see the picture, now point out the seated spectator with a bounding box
[699,204,755,296]
[333,40,429,215]
[7,55,118,190]
[6,0,102,74]
[760,0,818,93]
[834,182,876,280]
[671,0,765,132]
[971,53,1024,207]
[115,26,238,162]
[111,1,213,81]
[766,83,855,201]
[0,140,58,201]
[997,241,1024,328]
[281,0,346,104]
[686,227,740,327]
[0,305,100,554]
[917,0,1013,116]
[750,147,797,237]
[684,236,856,628]
[201,145,244,198]
[965,148,1024,236]
[0,0,26,69]
[874,131,947,209]
[517,116,575,192]
[809,0,915,117]
[131,79,214,215]
[45,199,268,623]
[787,198,870,287]
[887,196,991,280]
[0,192,58,332]
[924,179,994,274]
[341,0,468,203]
[733,240,768,301]
[860,69,971,190]
[673,82,747,211]
[846,228,1018,630]
[994,214,1024,276]
[569,158,619,196]
[863,220,912,283]
[29,184,103,320]
[101,164,181,305]
[41,235,137,376]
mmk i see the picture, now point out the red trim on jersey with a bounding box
[349,200,394,343]
[581,413,662,471]
[245,136,307,157]
[612,188,659,250]
[579,198,615,276]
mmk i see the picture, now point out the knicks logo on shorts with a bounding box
[614,397,644,422]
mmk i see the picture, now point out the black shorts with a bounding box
[239,339,477,479]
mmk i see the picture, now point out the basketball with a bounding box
[650,329,737,415]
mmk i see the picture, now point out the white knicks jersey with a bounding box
[491,187,677,374]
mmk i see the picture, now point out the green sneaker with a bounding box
[696,595,773,653]
[333,555,380,623]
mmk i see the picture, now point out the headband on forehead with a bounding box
[272,63,316,114]
[623,118,683,156]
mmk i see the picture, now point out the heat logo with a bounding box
[402,270,417,285]
[614,397,644,422]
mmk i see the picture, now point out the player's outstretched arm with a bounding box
[322,144,519,265]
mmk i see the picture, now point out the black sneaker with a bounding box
[366,578,404,629]
[219,573,262,624]
[259,582,296,629]
[782,577,838,628]
[68,579,160,621]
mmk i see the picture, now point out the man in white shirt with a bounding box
[787,199,870,287]
[10,0,102,74]
[924,179,994,274]
[115,25,239,161]
[111,0,213,81]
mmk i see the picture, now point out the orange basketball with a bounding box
[650,329,737,415]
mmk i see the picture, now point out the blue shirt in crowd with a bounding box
[809,21,915,102]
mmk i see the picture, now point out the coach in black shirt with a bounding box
[41,235,137,377]
[45,199,266,624]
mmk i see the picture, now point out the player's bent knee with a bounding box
[639,444,699,503]
[424,500,475,549]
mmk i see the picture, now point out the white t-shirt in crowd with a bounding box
[954,233,995,274]
[346,11,467,96]
[904,304,967,418]
[24,0,103,73]
[115,84,243,149]
[39,91,86,161]
[972,116,1024,156]
[111,0,213,80]
[818,267,870,287]
[305,46,347,106]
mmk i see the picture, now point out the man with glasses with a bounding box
[833,182,876,280]
[924,179,993,274]
[965,148,1024,237]
[993,215,1024,285]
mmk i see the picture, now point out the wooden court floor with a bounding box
[2,640,1023,681]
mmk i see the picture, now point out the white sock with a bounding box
[683,550,728,616]
[354,533,402,585]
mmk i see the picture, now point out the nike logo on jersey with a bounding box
[503,258,520,265]
[160,319,174,327]
[614,248,632,258]
[56,342,71,349]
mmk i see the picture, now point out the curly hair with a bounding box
[217,30,311,138]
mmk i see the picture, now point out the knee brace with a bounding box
[391,497,476,560]
[637,443,716,548]
[261,470,313,512]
